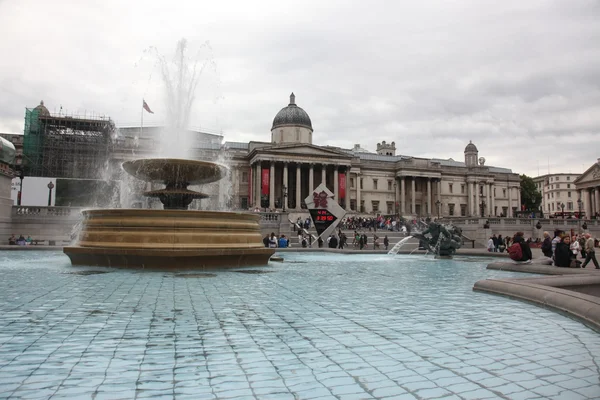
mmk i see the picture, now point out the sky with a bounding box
[0,0,599,177]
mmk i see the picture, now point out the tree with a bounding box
[520,174,542,211]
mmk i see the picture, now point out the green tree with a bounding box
[520,174,542,211]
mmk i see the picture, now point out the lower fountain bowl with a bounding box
[64,209,275,269]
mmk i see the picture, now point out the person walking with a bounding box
[581,233,599,269]
[383,235,389,251]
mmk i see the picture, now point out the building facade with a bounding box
[574,159,600,219]
[533,173,581,216]
[219,94,521,218]
[14,96,524,217]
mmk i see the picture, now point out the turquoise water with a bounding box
[0,251,598,399]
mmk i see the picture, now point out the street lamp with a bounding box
[435,199,441,219]
[560,203,565,219]
[282,185,287,212]
[17,169,24,206]
[47,181,55,206]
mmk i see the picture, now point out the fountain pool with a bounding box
[0,251,599,399]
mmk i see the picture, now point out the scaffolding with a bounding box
[23,106,115,179]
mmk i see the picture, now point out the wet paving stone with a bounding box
[0,251,599,399]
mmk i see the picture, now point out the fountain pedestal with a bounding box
[64,159,275,269]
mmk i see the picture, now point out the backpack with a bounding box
[508,243,523,261]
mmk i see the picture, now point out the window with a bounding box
[449,183,453,194]
[360,179,363,190]
[449,203,455,216]
[461,185,465,194]
[460,204,467,216]
[503,189,506,197]
[556,184,560,189]
[350,178,355,188]
[552,203,555,211]
[568,202,573,210]
[373,179,378,190]
[556,192,560,198]
[551,184,553,189]
[567,184,571,188]
[568,192,571,198]
[241,171,248,183]
[480,186,484,195]
[502,206,508,216]
[494,188,496,196]
[386,202,393,214]
[372,200,379,212]
[350,199,356,211]
[555,176,559,181]
[547,193,550,199]
[360,200,365,212]
[567,176,571,181]
[388,180,392,191]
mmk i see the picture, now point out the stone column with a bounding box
[411,177,416,215]
[426,178,432,216]
[283,162,289,210]
[234,168,240,208]
[269,161,275,210]
[346,167,352,212]
[508,185,513,217]
[584,188,592,219]
[321,164,327,188]
[517,186,521,212]
[356,173,361,212]
[467,182,473,216]
[334,167,339,204]
[395,178,401,215]
[475,182,480,217]
[255,162,261,208]
[308,164,314,193]
[490,183,495,216]
[595,187,600,217]
[400,177,406,215]
[296,164,301,210]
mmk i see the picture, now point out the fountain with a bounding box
[63,158,274,269]
[412,221,463,258]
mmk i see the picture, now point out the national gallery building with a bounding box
[11,97,523,218]
[207,93,522,218]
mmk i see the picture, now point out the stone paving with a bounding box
[0,251,599,399]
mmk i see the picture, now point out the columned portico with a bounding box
[411,178,416,214]
[508,185,513,217]
[296,165,301,210]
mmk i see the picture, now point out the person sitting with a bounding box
[268,232,278,248]
[278,235,288,248]
[25,235,33,245]
[554,235,572,268]
[541,231,553,258]
[8,234,16,245]
[17,234,26,246]
[511,232,532,263]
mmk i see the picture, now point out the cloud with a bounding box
[0,0,599,177]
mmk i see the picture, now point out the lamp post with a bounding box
[560,203,565,219]
[47,181,55,206]
[282,185,287,212]
[435,200,441,219]
[17,169,24,206]
[577,198,583,233]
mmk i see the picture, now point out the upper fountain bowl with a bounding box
[122,158,228,185]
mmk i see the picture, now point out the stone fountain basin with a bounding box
[122,158,228,185]
[63,209,274,269]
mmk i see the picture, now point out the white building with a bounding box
[533,173,581,217]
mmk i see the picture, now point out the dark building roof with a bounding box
[271,93,313,131]
[464,140,478,153]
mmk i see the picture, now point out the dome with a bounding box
[464,140,478,153]
[33,100,50,116]
[271,93,312,130]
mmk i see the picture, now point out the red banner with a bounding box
[339,173,346,199]
[261,168,270,195]
[248,167,253,206]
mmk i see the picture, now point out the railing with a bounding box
[12,206,85,219]
[440,217,599,229]
[257,212,282,226]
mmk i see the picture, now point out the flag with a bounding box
[143,100,154,114]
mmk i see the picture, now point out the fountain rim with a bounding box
[121,158,229,185]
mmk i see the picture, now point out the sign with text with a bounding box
[304,183,346,239]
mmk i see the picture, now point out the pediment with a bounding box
[256,144,352,158]
[575,162,600,185]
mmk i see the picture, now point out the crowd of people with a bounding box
[540,230,599,269]
[8,234,32,246]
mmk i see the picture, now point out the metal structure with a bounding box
[23,103,114,179]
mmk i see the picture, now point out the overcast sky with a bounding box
[1,0,598,177]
